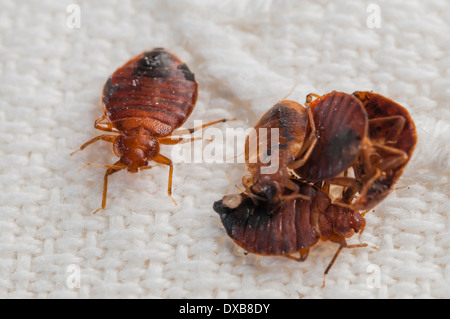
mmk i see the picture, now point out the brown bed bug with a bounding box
[295,91,368,182]
[294,91,416,211]
[339,91,418,210]
[241,100,318,208]
[71,48,230,213]
[213,179,369,287]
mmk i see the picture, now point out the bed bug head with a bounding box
[254,176,285,206]
[242,171,287,207]
[348,210,366,234]
[113,133,160,172]
[260,182,278,202]
[323,205,367,239]
[120,148,148,172]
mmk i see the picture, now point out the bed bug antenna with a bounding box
[225,150,245,162]
[279,81,299,101]
[78,162,126,172]
[225,173,245,194]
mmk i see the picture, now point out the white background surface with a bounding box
[0,0,449,298]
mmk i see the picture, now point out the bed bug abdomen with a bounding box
[296,91,368,182]
[214,184,322,256]
[102,48,198,137]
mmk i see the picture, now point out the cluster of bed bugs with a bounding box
[72,48,417,286]
[213,90,417,286]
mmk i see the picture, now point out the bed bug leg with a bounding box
[323,241,369,287]
[323,244,344,287]
[288,134,317,169]
[324,176,361,206]
[93,161,125,214]
[355,168,382,206]
[298,249,311,261]
[282,179,310,201]
[78,162,126,172]
[360,140,375,176]
[158,136,205,145]
[372,143,409,172]
[288,106,318,170]
[286,248,310,262]
[334,142,377,206]
[368,115,405,144]
[299,248,310,261]
[305,93,321,106]
[360,209,371,217]
[171,118,235,137]
[153,154,177,205]
[94,114,118,132]
[326,176,359,188]
[70,134,117,156]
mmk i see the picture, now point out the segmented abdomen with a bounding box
[102,48,198,136]
[297,91,368,181]
[216,184,323,256]
[246,100,309,175]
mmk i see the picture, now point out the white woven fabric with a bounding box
[0,0,449,298]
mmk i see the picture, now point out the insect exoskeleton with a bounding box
[295,91,417,211]
[71,48,231,213]
[242,100,318,208]
[213,179,368,286]
[295,91,368,182]
[347,91,417,210]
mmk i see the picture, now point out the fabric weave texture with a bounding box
[0,0,449,298]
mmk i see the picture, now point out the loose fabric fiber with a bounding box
[0,0,449,298]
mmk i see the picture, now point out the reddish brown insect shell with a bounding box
[295,91,368,182]
[242,100,317,207]
[213,180,368,286]
[346,91,418,210]
[213,91,415,286]
[71,48,228,213]
[294,91,416,211]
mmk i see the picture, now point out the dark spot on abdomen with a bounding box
[133,49,173,78]
[326,127,360,163]
[177,64,195,82]
[102,76,120,104]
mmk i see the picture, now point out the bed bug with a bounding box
[340,91,417,210]
[294,91,368,182]
[71,48,230,213]
[294,91,416,211]
[213,179,369,286]
[241,100,318,208]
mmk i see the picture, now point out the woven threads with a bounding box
[0,0,449,298]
